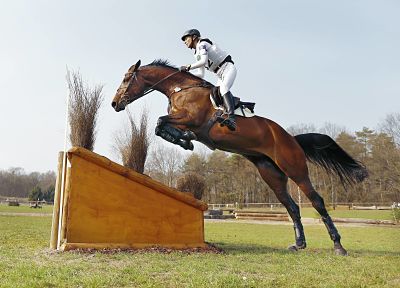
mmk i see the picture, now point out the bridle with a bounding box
[122,69,181,103]
[119,67,212,110]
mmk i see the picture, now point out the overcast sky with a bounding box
[0,0,399,172]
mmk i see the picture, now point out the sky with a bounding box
[0,0,399,172]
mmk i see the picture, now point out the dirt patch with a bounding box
[64,242,224,255]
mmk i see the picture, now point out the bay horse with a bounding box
[111,59,368,256]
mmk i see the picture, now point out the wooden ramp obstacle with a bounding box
[50,147,208,251]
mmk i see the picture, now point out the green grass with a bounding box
[0,203,53,214]
[0,204,393,221]
[0,215,399,287]
[299,207,394,220]
[236,206,394,221]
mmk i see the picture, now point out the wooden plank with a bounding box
[49,152,64,249]
[68,147,208,211]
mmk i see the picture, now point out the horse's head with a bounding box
[111,60,146,112]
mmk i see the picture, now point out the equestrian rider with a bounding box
[180,29,237,131]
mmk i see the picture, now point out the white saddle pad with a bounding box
[210,95,255,118]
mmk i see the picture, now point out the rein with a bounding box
[125,69,212,101]
[139,70,181,97]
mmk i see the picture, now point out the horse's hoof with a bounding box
[334,247,348,256]
[186,142,194,150]
[288,245,298,252]
[179,140,194,151]
[288,243,305,252]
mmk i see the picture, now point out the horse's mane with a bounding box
[147,59,176,68]
[146,59,213,87]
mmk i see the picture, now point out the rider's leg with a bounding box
[217,63,237,131]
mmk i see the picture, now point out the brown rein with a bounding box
[125,69,212,101]
[138,70,181,97]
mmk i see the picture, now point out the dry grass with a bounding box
[114,109,150,173]
[67,70,103,151]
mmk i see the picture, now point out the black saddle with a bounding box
[210,87,255,113]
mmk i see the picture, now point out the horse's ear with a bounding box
[135,60,141,70]
[128,60,141,73]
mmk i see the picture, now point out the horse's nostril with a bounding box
[111,101,117,108]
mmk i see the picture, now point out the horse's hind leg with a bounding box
[246,155,306,251]
[294,177,348,256]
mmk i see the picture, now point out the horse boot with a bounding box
[322,215,348,256]
[220,91,236,131]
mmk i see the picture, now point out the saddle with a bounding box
[210,87,255,116]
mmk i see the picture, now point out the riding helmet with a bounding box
[181,29,201,41]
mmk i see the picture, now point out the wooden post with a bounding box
[59,167,71,247]
[49,152,65,249]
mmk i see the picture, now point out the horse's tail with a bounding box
[294,133,368,185]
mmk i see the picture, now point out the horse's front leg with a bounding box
[155,114,196,150]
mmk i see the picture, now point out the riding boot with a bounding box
[221,91,236,131]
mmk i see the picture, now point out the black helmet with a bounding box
[181,29,201,41]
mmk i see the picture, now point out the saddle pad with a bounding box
[210,95,255,118]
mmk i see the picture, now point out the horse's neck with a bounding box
[144,67,205,97]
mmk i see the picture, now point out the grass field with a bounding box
[298,207,394,220]
[0,204,53,214]
[0,214,399,287]
[0,204,395,221]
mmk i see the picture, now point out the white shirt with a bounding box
[189,38,229,78]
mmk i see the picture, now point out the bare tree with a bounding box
[67,70,103,151]
[114,108,150,173]
[146,142,183,187]
[286,123,317,135]
[379,112,400,146]
[319,122,347,139]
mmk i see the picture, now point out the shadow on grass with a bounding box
[212,242,400,257]
[212,242,292,255]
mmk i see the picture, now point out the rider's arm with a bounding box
[189,53,208,70]
[190,66,205,78]
[188,42,209,70]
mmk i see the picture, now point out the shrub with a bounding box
[176,173,205,200]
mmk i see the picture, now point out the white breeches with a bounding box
[216,62,237,95]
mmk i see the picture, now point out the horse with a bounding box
[111,59,368,256]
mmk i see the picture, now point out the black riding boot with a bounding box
[221,91,236,131]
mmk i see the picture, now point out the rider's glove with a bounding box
[179,65,190,72]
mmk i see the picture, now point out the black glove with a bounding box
[179,65,190,72]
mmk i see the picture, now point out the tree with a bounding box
[180,153,207,176]
[176,173,205,200]
[379,112,400,146]
[286,123,317,135]
[369,133,400,203]
[319,122,347,139]
[355,127,375,161]
[43,185,55,202]
[146,142,183,187]
[28,186,43,201]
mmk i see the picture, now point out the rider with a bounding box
[180,29,237,131]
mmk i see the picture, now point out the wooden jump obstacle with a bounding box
[50,147,208,251]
